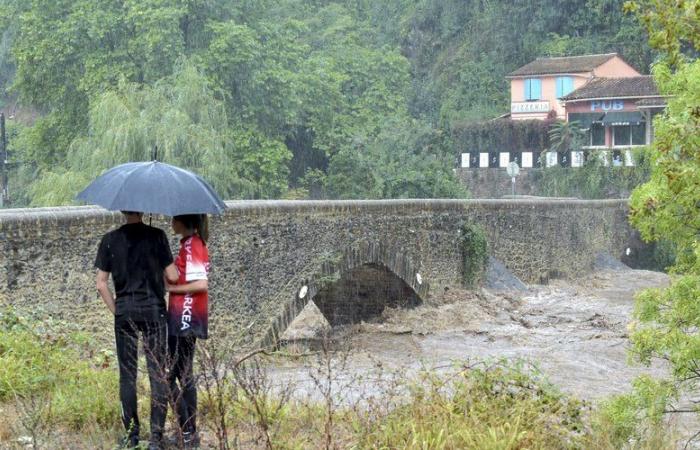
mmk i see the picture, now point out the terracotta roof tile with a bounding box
[562,76,659,101]
[508,53,618,77]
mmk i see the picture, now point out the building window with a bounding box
[631,123,646,145]
[521,152,533,168]
[613,125,629,147]
[556,77,574,98]
[525,78,542,101]
[613,123,647,147]
[590,123,605,146]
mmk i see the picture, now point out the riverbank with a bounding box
[0,267,684,449]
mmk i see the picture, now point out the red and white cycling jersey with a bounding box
[168,235,209,338]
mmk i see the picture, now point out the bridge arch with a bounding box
[262,241,429,346]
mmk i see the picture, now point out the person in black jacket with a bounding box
[95,211,178,450]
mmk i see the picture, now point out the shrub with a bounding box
[459,222,488,288]
[590,375,675,449]
[451,119,552,155]
[0,310,119,431]
[532,147,653,199]
[356,362,587,449]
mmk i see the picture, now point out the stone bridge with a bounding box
[0,199,632,346]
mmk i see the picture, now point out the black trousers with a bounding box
[114,315,168,440]
[168,335,198,434]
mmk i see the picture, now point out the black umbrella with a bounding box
[76,161,227,216]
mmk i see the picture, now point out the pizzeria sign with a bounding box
[511,101,550,114]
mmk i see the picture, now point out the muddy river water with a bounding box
[276,268,667,398]
[268,267,700,445]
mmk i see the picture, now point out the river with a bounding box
[266,267,700,446]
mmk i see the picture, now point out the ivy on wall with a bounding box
[459,223,489,288]
[451,119,552,155]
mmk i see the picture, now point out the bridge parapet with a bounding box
[0,199,631,345]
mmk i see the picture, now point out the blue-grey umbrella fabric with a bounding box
[76,161,227,216]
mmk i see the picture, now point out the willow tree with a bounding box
[29,62,291,206]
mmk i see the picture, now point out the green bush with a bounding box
[0,312,675,448]
[357,362,584,449]
[533,147,653,199]
[451,119,552,154]
[0,310,119,430]
[592,375,675,448]
[460,222,488,288]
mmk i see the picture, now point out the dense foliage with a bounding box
[0,306,673,450]
[0,307,119,432]
[399,0,654,123]
[535,147,653,199]
[612,0,700,441]
[452,119,552,155]
[0,0,654,206]
[459,222,488,288]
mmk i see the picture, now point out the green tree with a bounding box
[548,120,586,153]
[400,0,653,124]
[11,0,195,166]
[29,63,290,206]
[323,116,467,199]
[610,0,700,442]
[9,0,417,200]
[3,0,658,205]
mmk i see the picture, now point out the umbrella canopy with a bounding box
[76,161,227,216]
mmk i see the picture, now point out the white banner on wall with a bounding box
[479,153,489,168]
[571,151,584,168]
[499,152,510,168]
[461,153,470,168]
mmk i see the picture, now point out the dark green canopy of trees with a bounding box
[0,0,653,205]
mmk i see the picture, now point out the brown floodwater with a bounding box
[267,268,700,446]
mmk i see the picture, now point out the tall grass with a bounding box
[0,309,677,449]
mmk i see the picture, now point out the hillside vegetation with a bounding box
[0,0,653,206]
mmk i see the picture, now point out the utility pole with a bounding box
[0,113,6,208]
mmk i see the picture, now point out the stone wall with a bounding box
[456,168,635,199]
[457,168,544,198]
[0,199,632,345]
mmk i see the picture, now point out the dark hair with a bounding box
[173,214,209,244]
[121,211,143,216]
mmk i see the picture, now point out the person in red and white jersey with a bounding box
[166,214,210,447]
